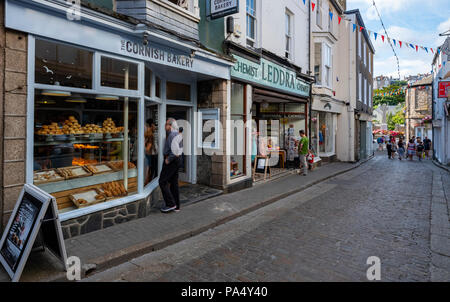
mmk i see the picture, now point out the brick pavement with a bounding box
[0,159,368,282]
[85,154,450,282]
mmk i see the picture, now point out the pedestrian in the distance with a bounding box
[391,139,397,159]
[416,140,424,162]
[159,118,183,213]
[377,136,384,151]
[397,138,405,160]
[298,130,309,176]
[386,138,393,159]
[407,139,416,161]
[423,136,432,159]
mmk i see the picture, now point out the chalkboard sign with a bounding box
[0,184,67,282]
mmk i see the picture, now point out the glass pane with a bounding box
[231,82,244,115]
[155,77,161,98]
[231,114,245,179]
[167,82,191,101]
[101,57,138,90]
[319,112,334,153]
[33,92,139,214]
[35,39,93,89]
[145,102,159,185]
[145,66,152,97]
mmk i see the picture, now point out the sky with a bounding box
[347,0,450,79]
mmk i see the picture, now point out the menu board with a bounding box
[0,193,41,273]
[0,184,67,282]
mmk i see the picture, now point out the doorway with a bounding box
[166,105,192,183]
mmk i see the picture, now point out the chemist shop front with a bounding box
[1,0,232,237]
[228,52,312,184]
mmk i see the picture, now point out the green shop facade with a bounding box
[224,43,313,187]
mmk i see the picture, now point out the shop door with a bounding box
[166,105,192,183]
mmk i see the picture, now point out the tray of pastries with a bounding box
[33,169,65,185]
[102,118,124,134]
[85,163,114,175]
[36,123,64,136]
[62,116,83,135]
[107,160,136,171]
[57,166,93,179]
[100,181,128,199]
[69,188,106,208]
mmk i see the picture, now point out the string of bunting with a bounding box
[302,0,449,56]
[374,87,407,97]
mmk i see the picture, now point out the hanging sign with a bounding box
[0,184,67,282]
[438,81,450,98]
[209,0,239,20]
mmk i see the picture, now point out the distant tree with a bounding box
[386,104,406,130]
[373,83,406,107]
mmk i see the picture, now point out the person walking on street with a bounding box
[416,140,425,162]
[407,139,416,161]
[298,130,309,176]
[391,138,397,159]
[423,136,432,159]
[159,118,183,213]
[397,138,405,160]
[386,138,393,159]
[377,136,384,151]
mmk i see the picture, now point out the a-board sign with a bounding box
[0,184,67,282]
[208,0,239,20]
[253,155,271,181]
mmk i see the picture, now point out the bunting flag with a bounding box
[298,0,447,56]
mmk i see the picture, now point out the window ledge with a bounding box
[153,0,200,23]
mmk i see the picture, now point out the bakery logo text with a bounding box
[121,40,194,69]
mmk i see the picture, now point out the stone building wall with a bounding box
[0,0,28,234]
[197,79,228,189]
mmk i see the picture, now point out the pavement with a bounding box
[0,156,372,282]
[84,153,450,282]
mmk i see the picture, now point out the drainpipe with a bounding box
[347,17,353,162]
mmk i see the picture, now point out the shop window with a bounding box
[198,108,220,149]
[33,92,138,214]
[145,66,152,97]
[167,81,190,101]
[319,112,335,154]
[144,101,160,186]
[230,82,246,179]
[101,56,138,90]
[35,39,93,89]
[155,77,161,98]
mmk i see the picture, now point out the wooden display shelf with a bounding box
[55,177,137,210]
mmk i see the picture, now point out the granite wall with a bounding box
[0,1,28,233]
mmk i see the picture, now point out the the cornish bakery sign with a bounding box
[120,40,194,69]
[231,55,310,98]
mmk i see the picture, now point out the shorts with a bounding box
[408,150,415,156]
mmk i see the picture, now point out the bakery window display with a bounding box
[33,92,139,214]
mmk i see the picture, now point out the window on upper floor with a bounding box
[324,44,332,88]
[314,43,322,85]
[363,42,366,66]
[166,0,195,14]
[359,73,362,101]
[328,9,333,33]
[316,0,322,28]
[364,78,367,104]
[359,31,362,58]
[246,0,256,47]
[285,10,293,60]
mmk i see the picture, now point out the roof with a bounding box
[345,9,376,54]
[410,75,433,87]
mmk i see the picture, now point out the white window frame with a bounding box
[364,78,367,104]
[363,42,366,66]
[323,43,332,88]
[359,31,362,58]
[197,108,220,150]
[316,0,322,28]
[285,10,293,60]
[359,73,362,101]
[246,0,257,47]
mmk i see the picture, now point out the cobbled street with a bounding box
[85,153,450,282]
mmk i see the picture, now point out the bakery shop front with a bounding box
[2,0,231,237]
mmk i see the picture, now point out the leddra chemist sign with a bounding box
[231,55,310,98]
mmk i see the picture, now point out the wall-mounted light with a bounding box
[190,49,196,58]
